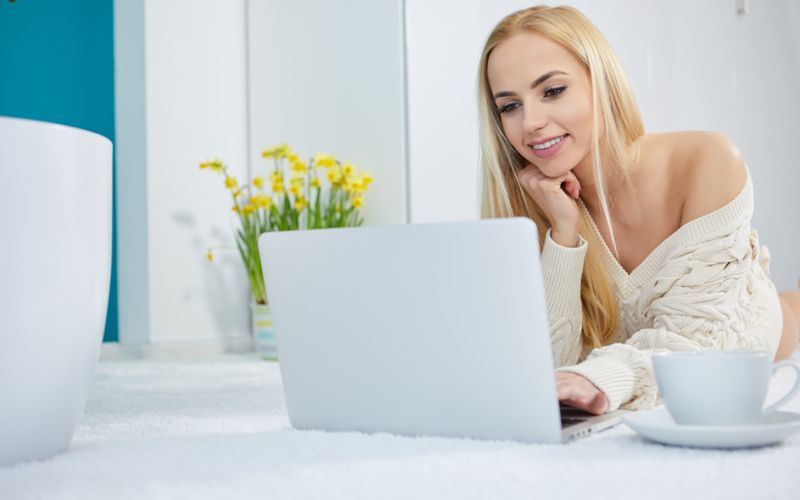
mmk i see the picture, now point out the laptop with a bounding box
[257,217,624,443]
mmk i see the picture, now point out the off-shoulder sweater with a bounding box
[541,169,783,412]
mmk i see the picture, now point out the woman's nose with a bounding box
[522,104,546,133]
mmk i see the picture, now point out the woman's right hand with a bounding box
[517,164,582,247]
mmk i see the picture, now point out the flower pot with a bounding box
[0,117,112,466]
[251,302,278,361]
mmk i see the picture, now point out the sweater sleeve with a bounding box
[540,227,588,368]
[557,218,771,412]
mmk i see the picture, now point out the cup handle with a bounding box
[763,359,800,415]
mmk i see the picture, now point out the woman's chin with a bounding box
[517,153,576,179]
[539,166,574,179]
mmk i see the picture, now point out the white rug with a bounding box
[1,351,800,500]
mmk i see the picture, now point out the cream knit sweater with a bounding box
[541,170,783,412]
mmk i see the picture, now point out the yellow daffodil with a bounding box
[262,143,289,159]
[291,161,308,173]
[254,195,272,209]
[361,171,373,187]
[201,144,372,306]
[349,178,365,193]
[200,160,225,172]
[313,153,336,169]
[327,166,343,185]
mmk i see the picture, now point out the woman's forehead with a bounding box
[487,32,583,90]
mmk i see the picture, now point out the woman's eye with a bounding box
[498,102,520,114]
[544,86,566,99]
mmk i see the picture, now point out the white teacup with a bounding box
[652,351,800,426]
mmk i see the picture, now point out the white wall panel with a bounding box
[246,0,408,226]
[115,0,251,348]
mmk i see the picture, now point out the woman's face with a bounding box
[487,31,594,179]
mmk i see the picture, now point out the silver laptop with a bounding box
[258,217,623,443]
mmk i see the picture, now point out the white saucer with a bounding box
[622,408,800,449]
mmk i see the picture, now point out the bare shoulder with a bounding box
[665,131,748,226]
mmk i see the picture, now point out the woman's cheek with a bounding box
[500,117,516,142]
[501,121,526,158]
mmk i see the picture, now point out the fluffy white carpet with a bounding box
[2,351,800,500]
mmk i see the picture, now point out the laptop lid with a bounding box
[258,217,565,443]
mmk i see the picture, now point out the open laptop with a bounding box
[257,217,624,443]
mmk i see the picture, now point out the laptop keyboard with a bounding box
[561,416,589,427]
[559,403,593,428]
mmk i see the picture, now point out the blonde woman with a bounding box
[478,5,800,415]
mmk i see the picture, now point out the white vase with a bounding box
[251,302,278,361]
[0,116,112,466]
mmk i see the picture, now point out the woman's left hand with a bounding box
[556,372,609,415]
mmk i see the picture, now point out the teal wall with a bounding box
[0,0,118,342]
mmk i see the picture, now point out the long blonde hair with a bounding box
[477,5,645,348]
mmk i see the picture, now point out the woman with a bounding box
[477,5,800,415]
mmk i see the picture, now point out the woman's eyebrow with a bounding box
[493,70,568,99]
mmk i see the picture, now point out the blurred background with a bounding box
[1,0,798,353]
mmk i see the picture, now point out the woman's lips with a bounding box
[530,134,568,159]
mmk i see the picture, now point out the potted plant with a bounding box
[200,144,373,360]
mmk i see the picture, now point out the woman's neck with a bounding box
[572,155,632,216]
[573,137,647,226]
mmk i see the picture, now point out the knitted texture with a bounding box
[541,171,783,412]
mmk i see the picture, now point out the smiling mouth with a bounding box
[530,134,568,151]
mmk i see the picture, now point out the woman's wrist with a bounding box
[550,228,580,248]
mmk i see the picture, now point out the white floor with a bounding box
[1,351,800,500]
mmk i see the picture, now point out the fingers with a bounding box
[560,385,607,415]
[563,169,580,187]
[561,171,581,199]
[558,392,605,415]
[556,372,608,415]
[518,165,580,194]
[519,164,570,195]
[517,163,546,186]
[562,180,577,199]
[516,165,582,232]
[587,392,609,415]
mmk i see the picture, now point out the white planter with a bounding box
[0,116,112,466]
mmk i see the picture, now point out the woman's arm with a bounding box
[558,139,760,412]
[541,227,587,367]
[561,219,766,410]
